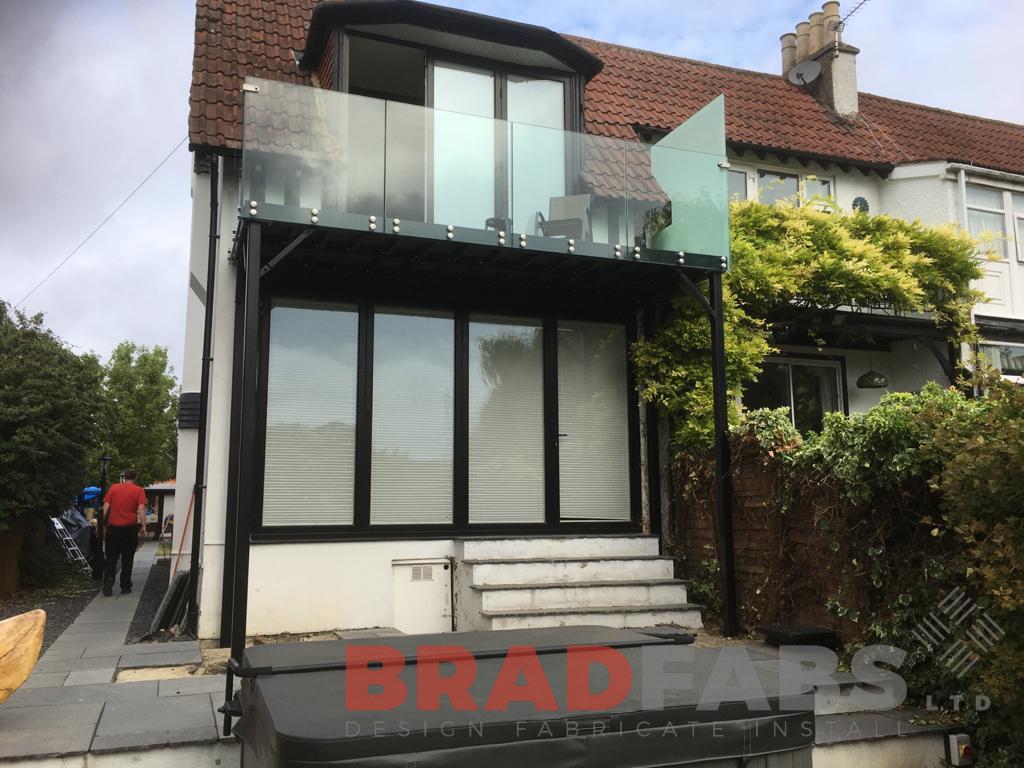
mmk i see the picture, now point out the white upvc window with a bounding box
[965,183,1024,262]
[965,184,1012,260]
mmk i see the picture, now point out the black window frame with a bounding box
[252,293,641,542]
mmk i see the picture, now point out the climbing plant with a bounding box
[633,199,983,455]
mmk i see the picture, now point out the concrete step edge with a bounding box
[471,578,686,591]
[481,603,703,617]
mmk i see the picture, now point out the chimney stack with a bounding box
[779,2,860,118]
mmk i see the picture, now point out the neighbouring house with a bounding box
[175,0,1024,644]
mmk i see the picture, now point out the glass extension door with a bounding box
[557,321,631,520]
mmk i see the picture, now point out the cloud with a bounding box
[1,0,1020,385]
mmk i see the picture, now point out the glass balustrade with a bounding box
[240,77,729,268]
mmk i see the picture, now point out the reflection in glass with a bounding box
[468,318,545,523]
[371,310,454,524]
[508,77,566,236]
[728,169,748,201]
[791,364,839,433]
[743,362,791,415]
[262,304,358,526]
[758,170,799,205]
[558,321,630,520]
[433,64,496,229]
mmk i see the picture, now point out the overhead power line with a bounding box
[14,136,188,309]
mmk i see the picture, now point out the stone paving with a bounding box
[0,543,226,760]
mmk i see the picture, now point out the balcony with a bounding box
[239,77,729,272]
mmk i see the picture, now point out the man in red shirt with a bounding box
[102,469,147,596]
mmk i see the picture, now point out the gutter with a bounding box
[186,155,221,634]
[947,162,1024,188]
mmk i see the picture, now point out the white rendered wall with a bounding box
[171,163,213,567]
[242,540,457,636]
[779,343,945,416]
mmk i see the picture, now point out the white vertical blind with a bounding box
[557,321,631,520]
[371,309,454,524]
[468,317,545,523]
[262,304,358,526]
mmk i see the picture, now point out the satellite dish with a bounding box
[788,60,822,86]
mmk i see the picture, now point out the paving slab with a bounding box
[0,702,103,759]
[62,620,131,635]
[92,693,219,753]
[48,630,128,646]
[64,667,117,686]
[83,640,201,659]
[118,648,203,669]
[20,671,69,689]
[158,675,227,698]
[5,680,158,707]
[34,654,122,673]
[37,646,86,661]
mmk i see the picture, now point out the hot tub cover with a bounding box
[233,626,814,768]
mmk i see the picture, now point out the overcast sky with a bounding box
[2,0,1022,382]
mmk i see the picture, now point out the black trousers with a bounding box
[104,524,140,590]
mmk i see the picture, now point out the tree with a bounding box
[0,303,104,529]
[99,342,178,485]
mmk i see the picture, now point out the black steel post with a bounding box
[218,261,247,647]
[186,157,220,634]
[709,271,739,636]
[223,221,261,736]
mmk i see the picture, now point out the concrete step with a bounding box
[473,579,689,611]
[464,555,675,585]
[483,603,704,631]
[460,535,659,561]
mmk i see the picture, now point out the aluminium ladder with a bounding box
[50,517,92,574]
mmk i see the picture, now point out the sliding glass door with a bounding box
[370,309,455,524]
[468,317,545,523]
[557,321,631,521]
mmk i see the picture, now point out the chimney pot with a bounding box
[809,11,825,52]
[795,21,810,62]
[780,32,798,73]
[822,1,841,42]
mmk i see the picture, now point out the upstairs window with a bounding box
[966,184,1009,259]
[979,342,1024,376]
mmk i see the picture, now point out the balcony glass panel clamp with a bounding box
[446,225,454,240]
[497,230,506,246]
[567,239,575,253]
[633,245,642,261]
[392,218,401,234]
[249,200,258,217]
[311,208,319,225]
[368,215,377,232]
[678,252,686,266]
[614,245,622,259]
[519,233,527,248]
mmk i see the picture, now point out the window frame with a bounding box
[965,182,1012,261]
[979,340,1024,376]
[744,354,848,430]
[253,294,641,540]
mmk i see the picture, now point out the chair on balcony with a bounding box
[537,194,591,240]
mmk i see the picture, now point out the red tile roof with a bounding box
[189,0,1024,175]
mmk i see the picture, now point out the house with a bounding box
[174,0,1024,645]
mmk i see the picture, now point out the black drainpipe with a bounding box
[186,155,220,634]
